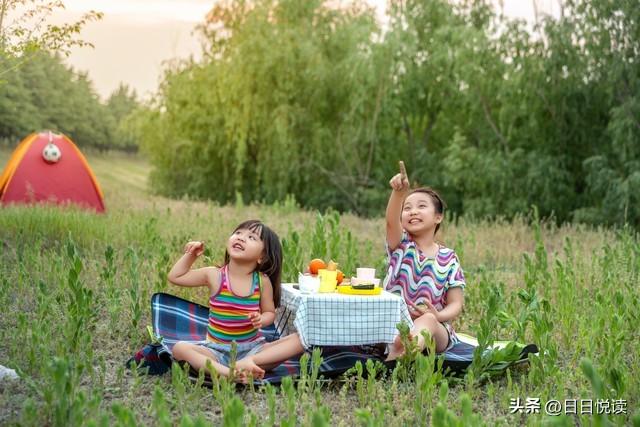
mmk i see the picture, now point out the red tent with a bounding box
[0,131,105,212]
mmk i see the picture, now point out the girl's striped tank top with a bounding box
[206,265,262,344]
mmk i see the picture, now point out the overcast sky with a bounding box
[33,0,560,100]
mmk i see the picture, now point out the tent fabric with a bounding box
[150,292,538,385]
[0,131,105,212]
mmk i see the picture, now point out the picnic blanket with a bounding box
[147,292,538,384]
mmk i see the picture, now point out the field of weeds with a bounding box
[0,150,638,425]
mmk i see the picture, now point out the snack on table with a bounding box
[350,277,380,287]
[351,282,375,290]
[338,267,382,294]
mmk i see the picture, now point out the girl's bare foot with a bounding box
[235,357,265,383]
[385,332,418,361]
[386,335,405,361]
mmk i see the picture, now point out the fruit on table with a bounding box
[309,258,326,275]
[326,260,338,271]
[336,270,344,284]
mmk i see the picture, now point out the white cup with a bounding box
[298,273,320,293]
[356,268,376,280]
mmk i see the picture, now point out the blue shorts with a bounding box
[197,338,265,367]
[443,323,455,353]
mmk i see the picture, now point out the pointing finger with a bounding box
[399,161,407,181]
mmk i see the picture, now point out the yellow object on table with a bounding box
[336,285,382,295]
[318,269,338,293]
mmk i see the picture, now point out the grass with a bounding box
[1,149,639,426]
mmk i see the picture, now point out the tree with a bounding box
[569,0,640,226]
[0,0,102,76]
[0,51,140,150]
[0,3,143,152]
[105,84,139,151]
[138,0,389,213]
[135,0,640,226]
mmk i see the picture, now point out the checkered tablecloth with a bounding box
[275,283,414,348]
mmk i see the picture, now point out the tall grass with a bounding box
[1,151,638,425]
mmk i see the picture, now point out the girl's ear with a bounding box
[435,213,443,224]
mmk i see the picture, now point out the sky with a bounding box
[27,0,561,101]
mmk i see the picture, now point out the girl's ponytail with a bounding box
[258,225,282,307]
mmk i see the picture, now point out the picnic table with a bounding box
[275,283,414,349]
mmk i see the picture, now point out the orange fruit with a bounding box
[336,270,344,284]
[309,258,326,275]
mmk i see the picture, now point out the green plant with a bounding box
[126,247,144,334]
[311,213,328,261]
[63,239,96,358]
[41,357,90,427]
[281,376,297,427]
[222,397,245,427]
[282,229,303,282]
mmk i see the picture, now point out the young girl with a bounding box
[384,172,465,360]
[168,220,283,378]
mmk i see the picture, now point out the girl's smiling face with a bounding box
[401,192,443,235]
[227,226,265,263]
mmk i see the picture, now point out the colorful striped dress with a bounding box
[206,265,262,345]
[383,233,466,350]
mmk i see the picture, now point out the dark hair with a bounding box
[224,219,283,307]
[405,187,446,235]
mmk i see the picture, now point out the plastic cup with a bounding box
[318,269,338,293]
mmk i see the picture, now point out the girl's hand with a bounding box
[408,300,440,321]
[184,241,205,257]
[389,173,410,193]
[248,312,263,329]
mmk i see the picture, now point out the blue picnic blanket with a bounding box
[149,292,537,384]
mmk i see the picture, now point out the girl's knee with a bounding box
[416,312,438,327]
[172,342,191,359]
[425,312,438,323]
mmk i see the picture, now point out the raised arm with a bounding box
[386,164,410,250]
[167,241,217,291]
